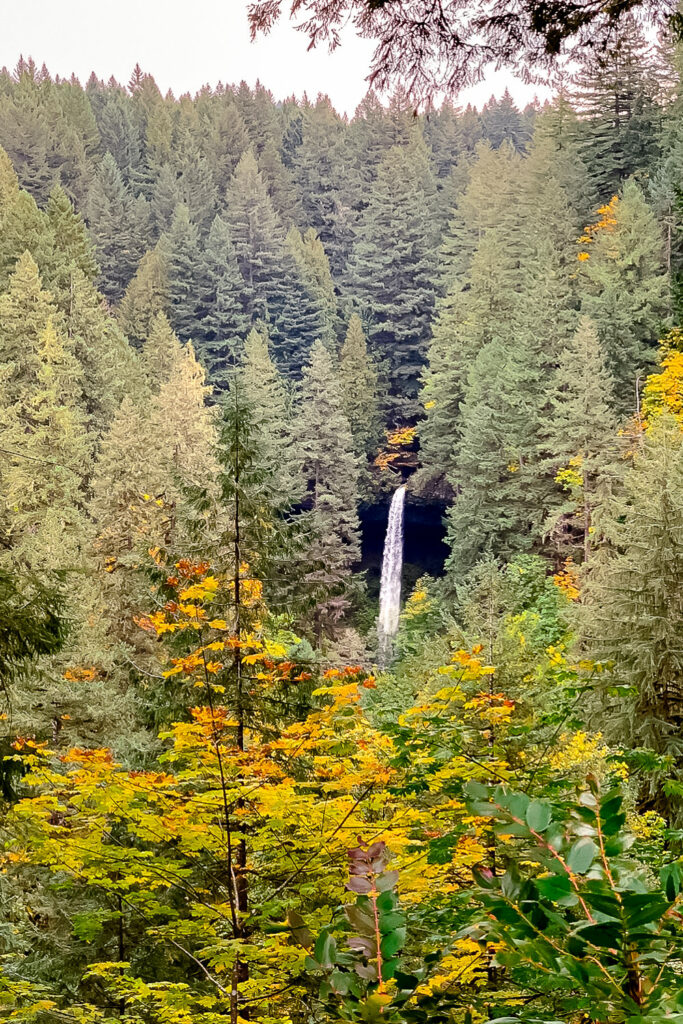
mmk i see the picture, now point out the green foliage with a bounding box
[0,145,56,293]
[66,269,141,435]
[0,51,681,1024]
[0,569,64,694]
[140,311,182,392]
[0,316,90,575]
[294,339,361,634]
[545,316,619,559]
[305,840,408,1021]
[86,152,150,300]
[293,96,352,277]
[44,183,99,301]
[0,250,58,403]
[117,245,170,346]
[444,338,542,576]
[347,141,438,412]
[240,326,301,504]
[338,314,382,470]
[158,203,202,342]
[464,777,683,1022]
[225,148,320,375]
[419,143,524,494]
[582,416,683,815]
[286,225,339,349]
[570,16,665,201]
[579,180,669,411]
[195,214,250,384]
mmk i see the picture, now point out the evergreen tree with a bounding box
[527,97,593,222]
[346,91,397,201]
[151,340,218,495]
[234,80,282,156]
[224,149,282,300]
[444,337,543,577]
[96,89,144,187]
[52,79,100,204]
[225,149,320,374]
[512,135,581,505]
[145,96,175,175]
[338,314,381,462]
[0,146,55,291]
[158,204,202,342]
[194,214,250,384]
[579,179,669,412]
[0,143,20,212]
[481,89,530,151]
[240,326,301,503]
[385,86,422,147]
[571,16,664,200]
[429,143,575,523]
[417,288,471,496]
[294,339,360,635]
[86,152,149,300]
[546,317,619,560]
[419,216,524,493]
[423,122,577,498]
[292,97,351,276]
[422,132,569,502]
[0,70,56,201]
[212,374,306,618]
[259,139,302,226]
[141,312,183,393]
[179,150,217,235]
[438,140,523,289]
[347,142,439,411]
[151,163,183,235]
[422,98,475,182]
[88,394,166,650]
[0,317,89,576]
[582,417,683,817]
[44,183,99,303]
[649,37,683,318]
[66,270,142,435]
[286,225,339,348]
[0,251,58,404]
[201,93,250,197]
[117,246,169,346]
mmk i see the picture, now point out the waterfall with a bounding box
[378,484,406,667]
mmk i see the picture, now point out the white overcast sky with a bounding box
[1,0,551,115]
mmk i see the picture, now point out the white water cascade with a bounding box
[378,484,406,667]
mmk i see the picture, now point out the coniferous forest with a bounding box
[3,11,683,1022]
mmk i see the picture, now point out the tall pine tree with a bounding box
[582,416,683,819]
[0,317,89,576]
[194,214,250,385]
[294,339,361,636]
[117,246,169,346]
[225,149,320,375]
[338,314,382,464]
[240,326,301,503]
[347,142,439,412]
[579,180,669,412]
[86,152,149,300]
[444,337,544,577]
[546,317,619,561]
[158,203,202,342]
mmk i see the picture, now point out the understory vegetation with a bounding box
[1,18,683,1023]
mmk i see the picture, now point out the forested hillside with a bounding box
[2,15,683,1023]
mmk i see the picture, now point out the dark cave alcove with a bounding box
[360,496,449,602]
